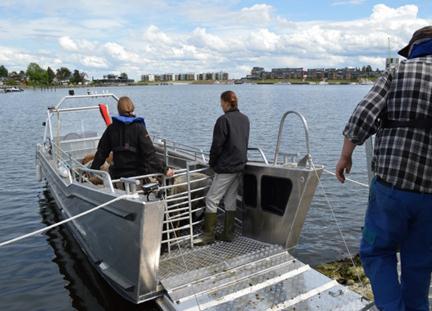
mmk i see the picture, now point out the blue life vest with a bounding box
[111,115,146,153]
[112,115,146,127]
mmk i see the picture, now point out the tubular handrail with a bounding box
[247,147,269,165]
[74,166,115,193]
[55,93,120,110]
[273,111,311,165]
[50,141,115,193]
[152,135,208,162]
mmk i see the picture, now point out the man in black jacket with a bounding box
[196,90,250,245]
[91,96,173,179]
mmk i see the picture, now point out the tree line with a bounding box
[0,63,87,86]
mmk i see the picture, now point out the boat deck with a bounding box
[158,237,371,310]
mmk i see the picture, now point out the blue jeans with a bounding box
[360,177,432,311]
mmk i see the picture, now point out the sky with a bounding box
[0,0,431,79]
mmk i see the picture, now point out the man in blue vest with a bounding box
[336,26,432,310]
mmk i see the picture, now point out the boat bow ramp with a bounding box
[156,237,371,310]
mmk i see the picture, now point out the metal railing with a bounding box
[49,141,115,192]
[273,111,311,167]
[247,147,269,164]
[152,136,209,163]
[159,164,212,253]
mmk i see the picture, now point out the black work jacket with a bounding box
[209,109,250,173]
[91,116,165,179]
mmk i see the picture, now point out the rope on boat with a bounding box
[0,194,138,248]
[323,168,369,189]
[310,160,367,290]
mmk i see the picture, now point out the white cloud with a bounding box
[188,28,227,51]
[370,4,418,21]
[358,56,385,68]
[104,42,139,63]
[143,25,172,45]
[81,56,108,68]
[1,3,431,79]
[59,36,97,53]
[247,29,280,51]
[0,47,35,64]
[58,36,78,51]
[239,4,273,23]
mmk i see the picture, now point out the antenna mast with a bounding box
[387,36,391,58]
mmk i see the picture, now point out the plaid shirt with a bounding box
[344,55,432,193]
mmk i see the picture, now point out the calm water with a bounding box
[0,84,372,310]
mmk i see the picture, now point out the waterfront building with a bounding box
[251,67,265,79]
[271,68,306,79]
[141,74,155,82]
[242,66,383,82]
[93,74,134,84]
[160,73,175,81]
[141,71,228,82]
[215,71,229,80]
[175,73,197,81]
[306,68,325,80]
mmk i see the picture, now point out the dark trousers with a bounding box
[360,177,432,311]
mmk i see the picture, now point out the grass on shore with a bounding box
[314,254,374,301]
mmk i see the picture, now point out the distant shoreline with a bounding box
[1,79,375,91]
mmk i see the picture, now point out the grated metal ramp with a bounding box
[158,237,371,310]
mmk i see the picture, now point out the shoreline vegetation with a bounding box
[315,254,373,301]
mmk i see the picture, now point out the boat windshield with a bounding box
[50,95,118,143]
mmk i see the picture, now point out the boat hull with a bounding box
[37,147,165,303]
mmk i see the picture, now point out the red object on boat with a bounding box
[98,103,112,126]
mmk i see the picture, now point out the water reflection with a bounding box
[39,188,159,311]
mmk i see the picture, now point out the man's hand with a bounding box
[336,155,352,183]
[165,168,175,177]
[336,137,356,183]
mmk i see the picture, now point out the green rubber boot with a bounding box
[194,213,217,246]
[216,211,236,242]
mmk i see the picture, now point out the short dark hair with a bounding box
[220,90,238,109]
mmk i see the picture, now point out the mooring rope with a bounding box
[0,193,138,248]
[310,161,367,290]
[323,168,369,189]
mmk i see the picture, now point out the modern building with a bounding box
[93,74,134,84]
[242,66,383,81]
[250,67,265,79]
[196,72,228,81]
[175,73,197,81]
[271,68,306,79]
[141,71,229,82]
[306,68,325,80]
[141,74,155,82]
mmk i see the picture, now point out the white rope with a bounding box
[311,161,366,290]
[323,168,369,189]
[0,193,138,248]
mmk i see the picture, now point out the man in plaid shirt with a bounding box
[336,26,432,311]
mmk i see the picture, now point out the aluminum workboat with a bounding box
[36,93,371,310]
